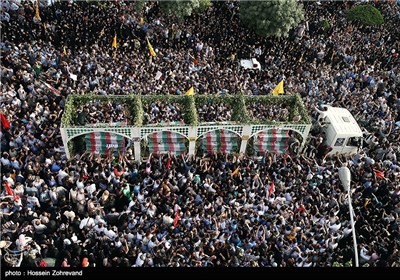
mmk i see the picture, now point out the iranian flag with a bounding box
[147,131,186,155]
[254,128,290,154]
[201,129,239,154]
[42,81,61,96]
[85,132,125,155]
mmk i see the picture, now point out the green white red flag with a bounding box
[254,128,289,154]
[201,129,239,154]
[84,132,125,155]
[147,131,186,155]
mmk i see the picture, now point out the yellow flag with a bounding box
[63,47,67,56]
[112,35,117,49]
[231,167,240,177]
[35,1,41,21]
[140,17,145,25]
[298,51,304,63]
[272,80,284,96]
[185,86,194,96]
[146,37,156,57]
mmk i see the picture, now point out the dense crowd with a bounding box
[197,101,233,123]
[75,101,130,126]
[143,101,184,125]
[1,0,400,268]
[247,102,290,122]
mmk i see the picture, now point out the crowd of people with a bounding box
[74,101,130,126]
[247,102,290,122]
[1,0,400,268]
[143,101,184,125]
[197,102,234,123]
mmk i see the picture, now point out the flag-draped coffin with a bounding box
[201,129,240,154]
[147,131,186,155]
[85,132,126,155]
[253,128,290,154]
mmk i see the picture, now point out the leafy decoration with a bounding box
[61,94,311,128]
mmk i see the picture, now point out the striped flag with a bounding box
[42,81,61,96]
[147,131,186,155]
[201,129,240,154]
[185,86,194,96]
[254,129,289,154]
[85,132,125,155]
[146,37,156,57]
[272,80,284,96]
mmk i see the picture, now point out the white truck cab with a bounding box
[316,105,363,156]
[240,58,261,71]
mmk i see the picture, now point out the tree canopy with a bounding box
[240,0,305,38]
[159,0,212,19]
[347,4,384,26]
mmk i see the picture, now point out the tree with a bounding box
[134,0,146,13]
[347,4,384,26]
[319,19,331,32]
[159,0,212,19]
[239,0,305,38]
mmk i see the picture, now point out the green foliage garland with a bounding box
[61,94,311,128]
[61,95,76,127]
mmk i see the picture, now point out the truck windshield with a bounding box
[347,137,361,147]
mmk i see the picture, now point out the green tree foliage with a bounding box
[197,0,212,13]
[159,0,212,19]
[319,19,331,32]
[347,4,384,26]
[134,0,146,13]
[239,0,305,38]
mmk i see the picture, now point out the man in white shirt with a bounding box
[57,168,69,185]
[135,253,145,267]
[94,222,106,235]
[2,173,14,187]
[63,207,76,222]
[1,153,11,168]
[27,193,40,209]
[79,214,95,230]
[85,181,96,199]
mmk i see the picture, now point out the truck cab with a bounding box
[315,105,363,156]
